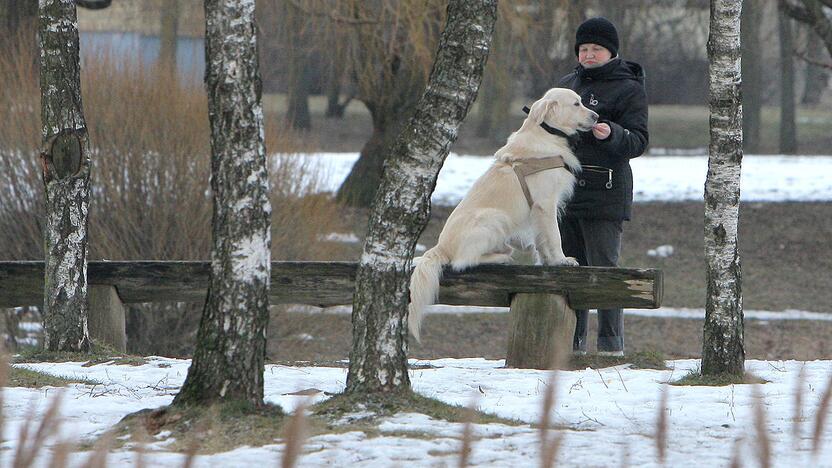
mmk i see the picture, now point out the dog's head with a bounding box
[524,88,598,135]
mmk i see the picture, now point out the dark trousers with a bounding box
[559,217,624,352]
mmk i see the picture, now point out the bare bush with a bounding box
[0,37,349,356]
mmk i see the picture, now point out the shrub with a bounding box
[0,38,349,356]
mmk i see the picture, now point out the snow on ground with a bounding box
[302,152,832,205]
[285,304,832,321]
[3,358,832,466]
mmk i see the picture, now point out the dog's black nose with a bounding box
[590,110,599,121]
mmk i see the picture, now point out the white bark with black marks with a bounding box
[39,0,92,352]
[702,0,745,376]
[173,0,271,407]
[345,0,497,395]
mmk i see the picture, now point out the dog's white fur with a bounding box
[408,88,598,341]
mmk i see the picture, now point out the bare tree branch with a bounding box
[780,0,815,23]
[794,48,832,69]
[286,0,380,25]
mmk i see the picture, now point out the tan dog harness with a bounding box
[512,156,567,208]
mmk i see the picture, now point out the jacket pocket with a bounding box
[577,165,614,190]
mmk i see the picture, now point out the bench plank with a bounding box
[0,261,662,309]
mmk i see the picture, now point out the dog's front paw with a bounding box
[558,256,579,266]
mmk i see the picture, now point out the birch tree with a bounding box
[740,0,762,153]
[38,0,92,352]
[173,0,272,407]
[702,0,745,376]
[345,0,497,394]
[779,10,797,154]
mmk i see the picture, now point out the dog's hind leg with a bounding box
[450,212,511,271]
[530,204,578,266]
[476,252,513,264]
[476,242,514,264]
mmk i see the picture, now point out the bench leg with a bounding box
[506,293,575,369]
[89,285,127,353]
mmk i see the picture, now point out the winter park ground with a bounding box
[5,157,832,466]
[4,356,832,466]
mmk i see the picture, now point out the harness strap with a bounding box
[512,156,566,208]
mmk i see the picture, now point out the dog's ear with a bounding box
[522,98,558,132]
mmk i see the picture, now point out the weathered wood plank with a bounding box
[0,261,662,309]
[506,293,576,369]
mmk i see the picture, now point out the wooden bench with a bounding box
[0,261,662,368]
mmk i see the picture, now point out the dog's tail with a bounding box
[409,246,449,342]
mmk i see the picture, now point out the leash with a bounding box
[513,156,566,208]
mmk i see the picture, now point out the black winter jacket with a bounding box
[557,58,648,221]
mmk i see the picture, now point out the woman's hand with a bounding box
[592,123,611,140]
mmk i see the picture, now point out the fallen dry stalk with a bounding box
[656,384,668,465]
[793,364,806,449]
[458,395,479,468]
[539,346,565,468]
[752,385,771,468]
[14,390,64,468]
[282,400,310,468]
[729,436,743,468]
[812,370,832,457]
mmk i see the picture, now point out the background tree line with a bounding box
[6,0,831,206]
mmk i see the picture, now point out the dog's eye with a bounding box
[574,102,580,107]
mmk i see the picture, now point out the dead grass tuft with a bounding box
[312,390,521,432]
[568,350,669,371]
[115,402,286,455]
[7,366,100,388]
[670,370,768,387]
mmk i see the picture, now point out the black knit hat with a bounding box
[574,17,619,57]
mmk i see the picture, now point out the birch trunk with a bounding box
[173,0,271,407]
[345,0,497,394]
[159,0,179,73]
[39,0,92,352]
[702,0,745,376]
[779,12,797,154]
[740,0,762,153]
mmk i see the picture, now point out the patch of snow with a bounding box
[294,333,314,342]
[294,153,832,204]
[318,232,360,243]
[281,304,832,322]
[3,357,832,466]
[647,245,675,257]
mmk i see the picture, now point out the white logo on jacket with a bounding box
[589,94,599,106]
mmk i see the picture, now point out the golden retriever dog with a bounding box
[408,87,598,341]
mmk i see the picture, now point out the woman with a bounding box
[557,17,649,356]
